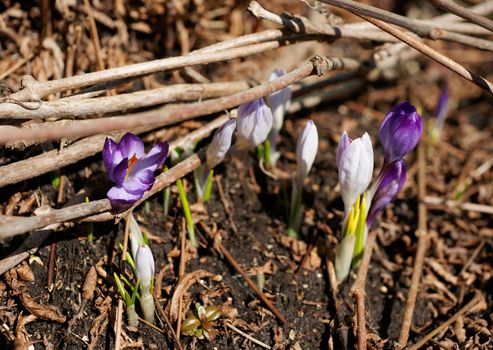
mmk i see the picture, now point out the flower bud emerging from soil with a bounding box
[295,120,318,187]
[206,119,236,169]
[337,132,374,216]
[379,101,422,164]
[234,98,273,151]
[135,244,156,323]
[103,133,169,210]
[135,244,155,290]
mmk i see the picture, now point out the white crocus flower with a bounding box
[337,132,373,216]
[295,120,318,187]
[135,244,155,323]
[235,98,273,151]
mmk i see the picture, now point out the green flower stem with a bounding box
[163,186,171,215]
[202,169,214,202]
[176,178,197,248]
[85,197,93,243]
[287,182,303,238]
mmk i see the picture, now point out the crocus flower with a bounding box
[266,69,292,137]
[367,159,406,227]
[234,98,273,151]
[337,132,374,216]
[135,244,156,323]
[206,119,236,169]
[135,244,155,289]
[103,133,169,210]
[379,101,423,164]
[295,120,318,187]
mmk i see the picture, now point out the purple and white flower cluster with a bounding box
[336,101,422,282]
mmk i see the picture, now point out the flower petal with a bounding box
[336,131,351,169]
[119,133,145,159]
[131,141,169,175]
[103,138,122,182]
[112,158,129,186]
[107,185,143,210]
[123,169,155,195]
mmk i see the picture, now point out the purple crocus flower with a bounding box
[366,159,406,227]
[103,133,169,210]
[379,101,423,164]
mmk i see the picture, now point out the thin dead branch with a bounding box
[398,142,429,348]
[427,0,493,32]
[0,56,360,143]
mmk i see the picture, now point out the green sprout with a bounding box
[176,178,197,248]
[114,273,140,327]
[85,197,94,243]
[182,303,221,341]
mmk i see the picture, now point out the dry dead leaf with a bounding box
[20,292,66,323]
[82,266,97,301]
[14,314,37,350]
[278,236,307,261]
[301,247,321,271]
[169,270,214,323]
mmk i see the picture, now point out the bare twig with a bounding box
[114,299,123,350]
[7,42,277,102]
[225,322,271,349]
[319,0,493,51]
[346,13,493,93]
[424,196,493,215]
[153,295,184,350]
[200,223,287,324]
[398,142,429,348]
[428,0,493,32]
[350,230,378,350]
[83,0,105,71]
[407,293,484,350]
[0,82,249,120]
[0,56,359,143]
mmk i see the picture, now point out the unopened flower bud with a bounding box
[135,244,155,290]
[367,159,406,227]
[338,132,373,216]
[379,101,422,164]
[234,98,273,151]
[206,119,236,169]
[295,120,318,187]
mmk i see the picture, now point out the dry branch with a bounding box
[335,8,493,93]
[428,0,493,32]
[398,143,429,348]
[0,56,359,143]
[319,0,493,51]
[0,82,249,120]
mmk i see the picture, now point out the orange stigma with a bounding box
[126,154,139,178]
